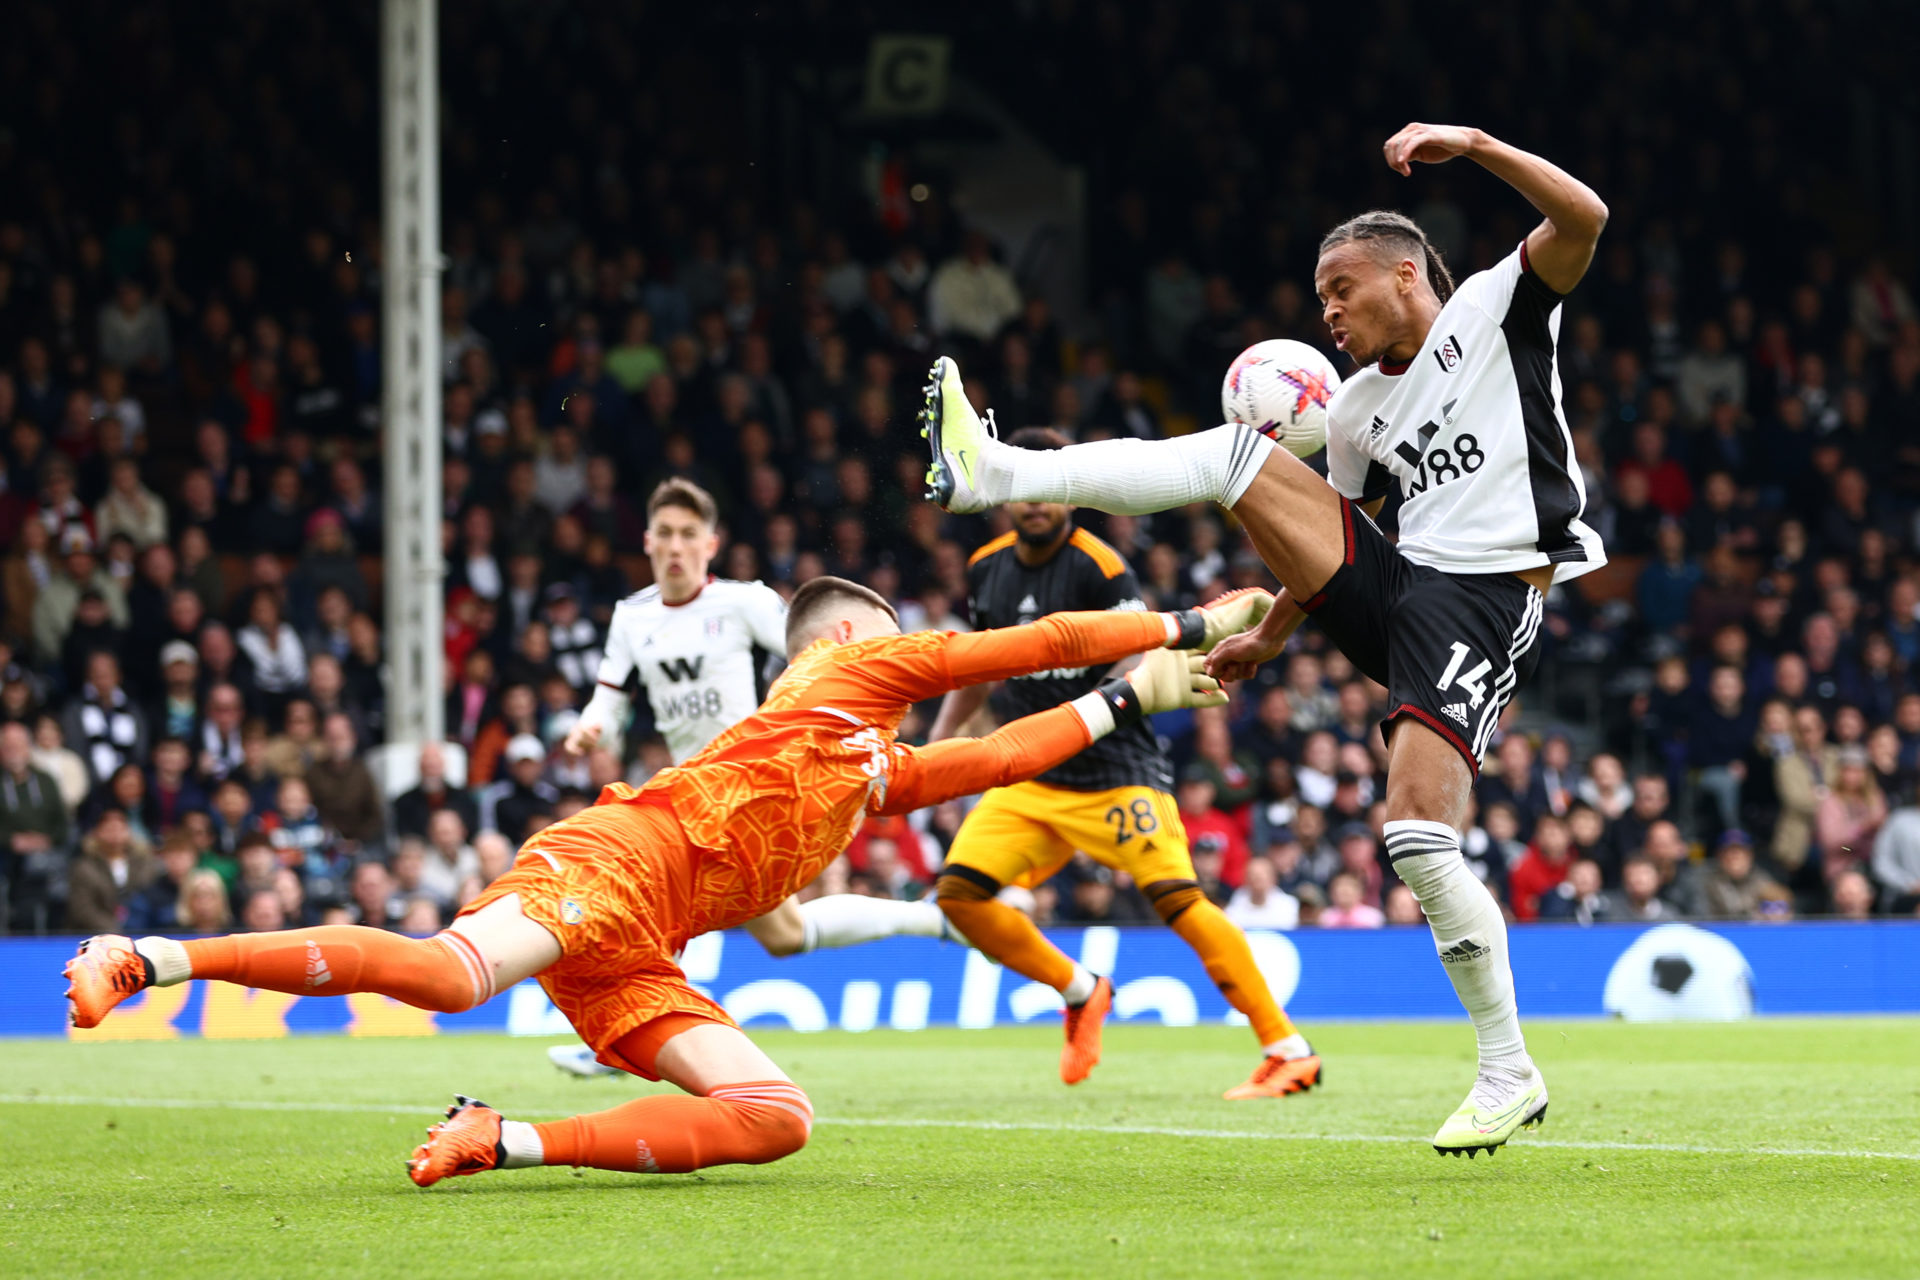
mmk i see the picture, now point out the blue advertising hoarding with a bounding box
[14,921,1920,1042]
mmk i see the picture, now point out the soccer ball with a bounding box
[1221,339,1339,458]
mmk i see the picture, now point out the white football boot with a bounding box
[1431,1062,1549,1157]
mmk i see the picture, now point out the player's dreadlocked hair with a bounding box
[1319,211,1456,304]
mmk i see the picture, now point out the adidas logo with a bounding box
[1017,594,1039,616]
[305,940,332,988]
[1369,415,1390,439]
[1440,702,1470,729]
[1440,937,1490,964]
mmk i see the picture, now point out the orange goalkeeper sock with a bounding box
[1170,899,1297,1046]
[179,927,493,1013]
[529,1082,813,1173]
[938,896,1078,992]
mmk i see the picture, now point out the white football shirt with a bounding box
[1325,242,1606,582]
[595,578,788,763]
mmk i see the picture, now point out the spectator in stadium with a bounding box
[1188,706,1260,815]
[485,734,561,846]
[230,721,284,811]
[347,858,399,930]
[0,719,70,868]
[1615,857,1676,922]
[64,806,155,934]
[196,683,247,784]
[23,722,80,832]
[926,232,1022,345]
[1871,790,1920,913]
[1318,872,1384,929]
[1690,830,1788,920]
[1508,815,1577,922]
[393,742,478,841]
[126,833,200,932]
[1599,775,1672,885]
[95,457,168,550]
[1773,706,1839,875]
[304,713,384,847]
[1224,855,1299,931]
[59,650,147,790]
[1538,859,1611,924]
[1641,821,1699,912]
[421,808,480,905]
[235,591,307,718]
[1175,768,1249,889]
[1831,869,1877,922]
[1384,883,1424,925]
[177,868,232,935]
[1815,747,1887,882]
[231,834,283,910]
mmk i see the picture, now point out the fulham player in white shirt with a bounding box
[921,123,1609,1155]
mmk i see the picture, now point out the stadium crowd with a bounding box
[2,0,1918,937]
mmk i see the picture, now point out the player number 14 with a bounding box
[1435,642,1492,709]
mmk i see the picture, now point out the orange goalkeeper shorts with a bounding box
[458,797,735,1078]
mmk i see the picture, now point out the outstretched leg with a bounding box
[65,894,561,1027]
[745,893,953,958]
[412,1016,813,1186]
[922,356,1350,605]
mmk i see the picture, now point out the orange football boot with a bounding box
[408,1096,505,1187]
[1223,1051,1323,1100]
[63,934,151,1028]
[1059,975,1113,1085]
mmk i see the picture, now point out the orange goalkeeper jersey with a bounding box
[598,610,1170,937]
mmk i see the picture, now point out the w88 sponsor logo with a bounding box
[659,687,725,720]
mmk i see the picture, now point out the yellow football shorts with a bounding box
[943,780,1194,889]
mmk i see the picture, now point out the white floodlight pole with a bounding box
[380,0,444,749]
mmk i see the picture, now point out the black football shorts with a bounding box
[1298,497,1544,774]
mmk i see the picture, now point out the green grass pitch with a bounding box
[5,1020,1918,1279]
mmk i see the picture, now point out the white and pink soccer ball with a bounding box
[1221,339,1339,458]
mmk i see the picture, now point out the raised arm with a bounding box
[878,648,1226,814]
[940,609,1176,688]
[853,591,1272,707]
[1382,123,1608,294]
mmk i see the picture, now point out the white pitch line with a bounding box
[3,1094,1917,1163]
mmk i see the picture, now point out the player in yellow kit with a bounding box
[929,429,1320,1098]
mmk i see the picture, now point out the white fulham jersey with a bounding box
[596,578,788,763]
[1326,242,1606,582]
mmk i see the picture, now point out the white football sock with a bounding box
[978,424,1274,513]
[1263,1033,1313,1061]
[1383,820,1531,1077]
[798,896,946,953]
[134,936,191,987]
[498,1119,544,1169]
[1061,963,1098,1005]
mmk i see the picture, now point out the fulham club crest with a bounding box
[1433,333,1467,373]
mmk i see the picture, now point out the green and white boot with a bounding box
[1431,1063,1548,1158]
[920,355,999,513]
